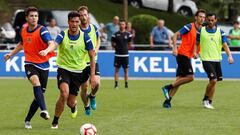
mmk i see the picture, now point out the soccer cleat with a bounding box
[203,100,209,108]
[85,106,91,116]
[208,104,215,109]
[114,85,119,89]
[71,110,78,119]
[203,100,214,109]
[89,96,97,110]
[161,87,170,100]
[24,121,32,129]
[40,110,50,120]
[51,124,58,129]
[162,100,171,108]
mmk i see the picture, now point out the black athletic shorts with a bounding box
[24,64,49,92]
[86,62,100,76]
[176,54,193,77]
[57,67,89,96]
[202,61,222,81]
[114,56,129,69]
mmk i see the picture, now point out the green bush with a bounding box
[129,14,158,44]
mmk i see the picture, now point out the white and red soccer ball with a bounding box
[80,123,97,135]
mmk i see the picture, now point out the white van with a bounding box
[129,0,198,16]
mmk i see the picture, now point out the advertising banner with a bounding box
[0,51,239,78]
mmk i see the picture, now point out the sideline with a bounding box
[0,77,239,81]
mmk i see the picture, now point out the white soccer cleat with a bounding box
[51,124,58,129]
[40,110,50,120]
[203,100,214,109]
[203,100,209,107]
[24,121,32,129]
[207,104,215,109]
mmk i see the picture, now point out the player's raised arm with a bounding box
[39,40,57,56]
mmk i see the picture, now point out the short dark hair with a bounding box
[207,13,217,19]
[25,6,38,16]
[233,21,239,25]
[119,19,126,23]
[195,9,206,16]
[68,11,80,20]
[77,6,89,13]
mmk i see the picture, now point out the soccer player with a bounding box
[194,13,234,109]
[4,6,55,129]
[77,6,100,116]
[111,19,132,89]
[40,11,96,129]
[161,9,206,108]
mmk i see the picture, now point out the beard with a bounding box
[81,19,88,25]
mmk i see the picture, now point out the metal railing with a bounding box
[0,43,17,50]
[1,43,240,51]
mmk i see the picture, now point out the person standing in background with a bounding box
[150,19,171,50]
[104,16,119,50]
[126,21,136,50]
[228,21,240,51]
[112,19,132,89]
[47,18,61,40]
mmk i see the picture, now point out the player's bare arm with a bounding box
[172,31,180,56]
[39,40,57,56]
[193,41,199,59]
[88,50,96,89]
[222,42,234,64]
[4,42,23,61]
[95,37,101,56]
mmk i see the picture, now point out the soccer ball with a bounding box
[80,123,97,135]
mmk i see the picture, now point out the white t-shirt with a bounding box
[46,26,61,40]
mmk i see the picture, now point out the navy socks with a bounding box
[25,99,39,122]
[33,86,46,111]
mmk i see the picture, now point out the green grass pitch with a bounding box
[0,79,239,135]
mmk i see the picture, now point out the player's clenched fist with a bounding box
[4,54,11,61]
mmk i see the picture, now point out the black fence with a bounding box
[1,43,240,51]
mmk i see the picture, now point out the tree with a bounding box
[228,0,239,21]
[168,0,173,13]
[123,0,128,21]
[130,14,158,44]
[194,0,239,21]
